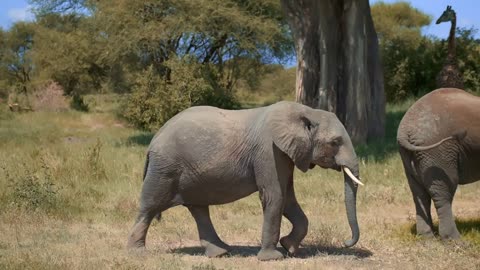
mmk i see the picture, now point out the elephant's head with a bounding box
[266,101,362,247]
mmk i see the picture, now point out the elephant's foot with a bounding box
[416,231,435,239]
[127,220,150,250]
[201,240,231,258]
[415,221,435,239]
[126,238,146,250]
[257,248,284,261]
[439,229,461,241]
[280,236,300,256]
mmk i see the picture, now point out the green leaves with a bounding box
[372,2,480,102]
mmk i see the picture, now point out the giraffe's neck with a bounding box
[447,16,456,61]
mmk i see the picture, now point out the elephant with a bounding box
[397,88,478,240]
[127,101,363,261]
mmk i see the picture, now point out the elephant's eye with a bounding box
[300,116,313,131]
[331,137,342,146]
[306,122,312,131]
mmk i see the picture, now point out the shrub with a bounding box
[5,161,59,212]
[70,92,89,112]
[122,58,239,131]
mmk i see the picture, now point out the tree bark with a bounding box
[281,0,385,143]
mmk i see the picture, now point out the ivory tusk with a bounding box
[342,166,364,186]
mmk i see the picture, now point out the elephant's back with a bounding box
[398,88,480,146]
[148,105,261,154]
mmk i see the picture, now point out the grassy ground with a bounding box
[0,98,479,270]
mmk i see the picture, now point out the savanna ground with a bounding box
[0,96,479,270]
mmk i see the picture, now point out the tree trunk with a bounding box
[281,0,385,143]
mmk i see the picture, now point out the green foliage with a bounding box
[122,61,213,130]
[70,93,89,112]
[236,64,295,107]
[372,1,432,102]
[372,2,480,102]
[31,13,107,97]
[124,58,242,130]
[372,1,431,46]
[22,0,292,126]
[0,22,36,105]
[4,161,59,212]
[455,27,480,92]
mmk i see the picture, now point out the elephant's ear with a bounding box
[266,102,314,172]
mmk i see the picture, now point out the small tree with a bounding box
[0,23,35,106]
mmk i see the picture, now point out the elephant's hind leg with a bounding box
[407,172,434,237]
[187,205,231,257]
[127,212,157,250]
[280,180,308,256]
[127,167,177,250]
[401,148,434,237]
[427,170,460,240]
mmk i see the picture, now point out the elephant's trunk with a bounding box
[343,167,359,247]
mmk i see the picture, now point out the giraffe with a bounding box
[435,5,464,89]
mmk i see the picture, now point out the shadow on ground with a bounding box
[172,244,373,259]
[355,109,407,162]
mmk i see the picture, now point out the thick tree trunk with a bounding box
[281,0,385,143]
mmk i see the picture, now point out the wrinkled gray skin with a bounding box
[397,88,479,240]
[127,101,361,261]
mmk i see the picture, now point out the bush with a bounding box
[122,58,239,131]
[4,161,59,212]
[70,92,89,112]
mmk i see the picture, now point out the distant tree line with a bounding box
[0,0,479,130]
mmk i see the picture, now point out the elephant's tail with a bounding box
[397,130,467,152]
[142,152,150,181]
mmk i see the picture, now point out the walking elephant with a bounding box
[397,88,478,240]
[127,101,363,261]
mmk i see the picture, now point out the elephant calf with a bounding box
[397,88,478,240]
[127,101,363,261]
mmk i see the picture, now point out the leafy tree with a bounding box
[372,2,480,101]
[95,0,292,128]
[94,0,291,87]
[449,27,480,92]
[26,0,293,125]
[371,1,432,102]
[0,23,35,104]
[30,13,107,98]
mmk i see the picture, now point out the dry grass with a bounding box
[0,100,479,270]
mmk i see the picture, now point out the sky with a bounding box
[0,0,479,38]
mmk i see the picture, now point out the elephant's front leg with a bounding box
[257,185,286,261]
[187,205,231,257]
[280,180,308,256]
